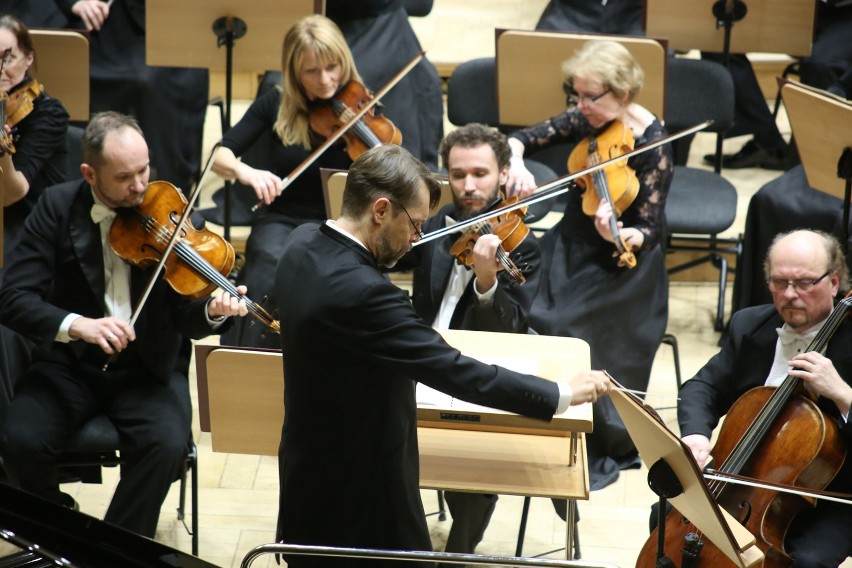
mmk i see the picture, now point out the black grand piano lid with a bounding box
[0,483,220,568]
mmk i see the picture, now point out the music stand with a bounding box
[645,0,814,57]
[145,0,319,239]
[609,389,764,568]
[30,30,89,122]
[495,30,667,127]
[780,80,852,253]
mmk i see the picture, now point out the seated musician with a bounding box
[211,14,368,350]
[0,112,248,538]
[0,13,69,427]
[506,40,674,490]
[676,229,852,567]
[396,123,542,557]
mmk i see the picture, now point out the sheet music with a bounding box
[416,353,572,418]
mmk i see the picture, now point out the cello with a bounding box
[636,292,852,567]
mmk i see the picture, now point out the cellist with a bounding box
[675,229,852,567]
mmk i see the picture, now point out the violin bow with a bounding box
[102,142,222,371]
[414,120,712,247]
[250,51,426,212]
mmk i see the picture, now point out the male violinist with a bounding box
[676,229,852,567]
[395,123,542,557]
[0,111,248,538]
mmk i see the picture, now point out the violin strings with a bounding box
[141,216,277,329]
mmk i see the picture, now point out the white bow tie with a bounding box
[91,202,116,224]
[776,325,818,347]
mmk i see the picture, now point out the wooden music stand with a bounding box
[495,31,667,127]
[781,80,852,252]
[645,0,814,56]
[319,167,453,220]
[145,0,319,238]
[610,389,764,568]
[30,30,89,122]
[195,329,593,558]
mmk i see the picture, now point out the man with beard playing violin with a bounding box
[395,123,542,557]
[0,111,248,537]
[674,229,852,567]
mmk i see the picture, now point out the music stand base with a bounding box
[648,458,684,568]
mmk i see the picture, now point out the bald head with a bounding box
[764,230,846,332]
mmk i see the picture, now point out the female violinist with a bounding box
[211,14,367,348]
[0,14,69,420]
[667,230,852,568]
[507,40,674,490]
[0,14,69,261]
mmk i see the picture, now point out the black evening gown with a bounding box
[513,109,674,489]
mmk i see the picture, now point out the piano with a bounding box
[0,483,219,568]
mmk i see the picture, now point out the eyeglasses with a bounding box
[395,202,424,240]
[566,87,611,106]
[767,271,831,293]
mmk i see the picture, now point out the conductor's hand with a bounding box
[681,433,711,468]
[69,316,136,355]
[72,0,110,31]
[567,370,612,405]
[237,163,283,206]
[208,285,249,319]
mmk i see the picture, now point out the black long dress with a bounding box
[511,108,674,489]
[0,81,69,426]
[218,89,351,349]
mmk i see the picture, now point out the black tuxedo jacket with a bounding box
[678,303,852,490]
[0,179,223,382]
[273,222,559,560]
[400,203,542,333]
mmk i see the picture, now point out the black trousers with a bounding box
[0,359,191,538]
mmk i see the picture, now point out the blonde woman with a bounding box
[212,15,364,348]
[507,40,674,491]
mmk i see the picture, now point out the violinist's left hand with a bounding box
[594,199,643,251]
[788,352,852,417]
[471,233,502,293]
[208,285,249,319]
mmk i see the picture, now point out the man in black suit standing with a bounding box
[273,144,610,566]
[0,112,247,538]
[677,229,852,567]
[397,123,541,556]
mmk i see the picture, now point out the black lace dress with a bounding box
[511,108,674,489]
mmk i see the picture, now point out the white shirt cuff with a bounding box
[473,278,497,305]
[56,313,82,343]
[205,298,227,329]
[556,382,573,414]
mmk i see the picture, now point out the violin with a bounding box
[0,78,42,155]
[108,181,280,334]
[309,80,402,161]
[567,119,639,268]
[448,196,530,285]
[637,292,852,568]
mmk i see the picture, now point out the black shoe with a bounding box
[58,491,80,512]
[703,140,785,170]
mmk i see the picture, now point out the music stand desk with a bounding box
[781,80,852,201]
[646,0,814,56]
[195,330,592,557]
[30,30,89,122]
[495,30,667,126]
